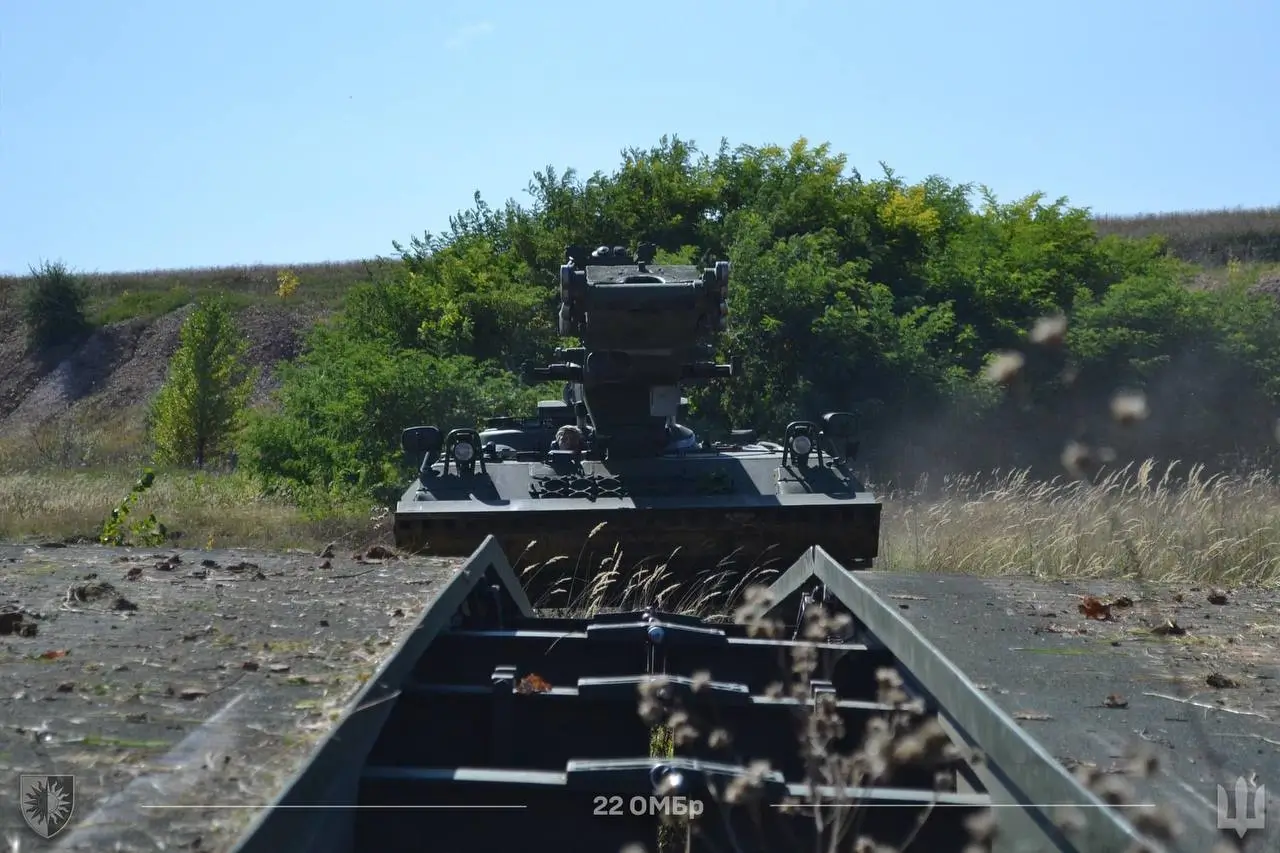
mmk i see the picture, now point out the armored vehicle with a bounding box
[395,242,881,596]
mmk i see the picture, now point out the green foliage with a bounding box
[150,299,258,468]
[22,260,92,350]
[237,134,1280,495]
[100,468,168,546]
[238,323,541,505]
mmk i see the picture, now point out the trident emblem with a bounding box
[1217,776,1266,839]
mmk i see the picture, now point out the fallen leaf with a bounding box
[1078,596,1113,621]
[516,673,552,694]
[1103,694,1128,709]
[39,649,69,660]
[267,664,291,673]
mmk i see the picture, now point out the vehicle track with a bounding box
[220,538,1165,853]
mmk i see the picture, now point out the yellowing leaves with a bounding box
[276,268,301,300]
[879,185,941,239]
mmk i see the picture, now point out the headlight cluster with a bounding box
[789,435,812,456]
[453,442,475,462]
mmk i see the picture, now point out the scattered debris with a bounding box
[1078,596,1113,621]
[984,351,1025,385]
[69,580,117,602]
[0,607,39,637]
[1013,711,1054,721]
[365,545,396,560]
[1143,692,1267,718]
[1151,619,1186,637]
[1029,314,1067,347]
[1110,390,1149,425]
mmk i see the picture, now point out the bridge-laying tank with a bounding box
[394,242,881,595]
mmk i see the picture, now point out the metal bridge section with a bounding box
[229,537,1150,853]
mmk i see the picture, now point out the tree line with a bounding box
[22,136,1280,501]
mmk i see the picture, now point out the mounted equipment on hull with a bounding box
[394,242,882,601]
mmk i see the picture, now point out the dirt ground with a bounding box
[861,571,1280,853]
[0,540,462,852]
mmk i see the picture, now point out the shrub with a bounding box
[22,260,92,351]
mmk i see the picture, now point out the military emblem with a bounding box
[19,774,75,839]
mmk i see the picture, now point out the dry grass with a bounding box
[0,258,387,325]
[4,459,1280,595]
[876,460,1280,586]
[1094,205,1280,265]
[625,588,1210,853]
[0,468,374,551]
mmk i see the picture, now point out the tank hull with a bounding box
[394,451,881,605]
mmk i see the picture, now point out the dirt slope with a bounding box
[0,302,324,435]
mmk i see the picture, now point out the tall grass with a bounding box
[3,459,1278,589]
[876,460,1280,585]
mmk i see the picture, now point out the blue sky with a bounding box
[3,0,1277,274]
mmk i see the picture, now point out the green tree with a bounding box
[150,300,257,467]
[239,133,1280,494]
[22,260,92,351]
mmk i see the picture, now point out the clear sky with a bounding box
[3,0,1277,274]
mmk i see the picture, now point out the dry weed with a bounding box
[878,460,1280,585]
[630,588,1188,852]
[0,469,371,550]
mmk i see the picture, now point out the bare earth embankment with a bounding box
[0,542,461,852]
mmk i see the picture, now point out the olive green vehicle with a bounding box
[394,242,881,592]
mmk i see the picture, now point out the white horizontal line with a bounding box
[771,803,1159,809]
[139,805,527,810]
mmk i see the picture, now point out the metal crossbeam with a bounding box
[228,536,1152,853]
